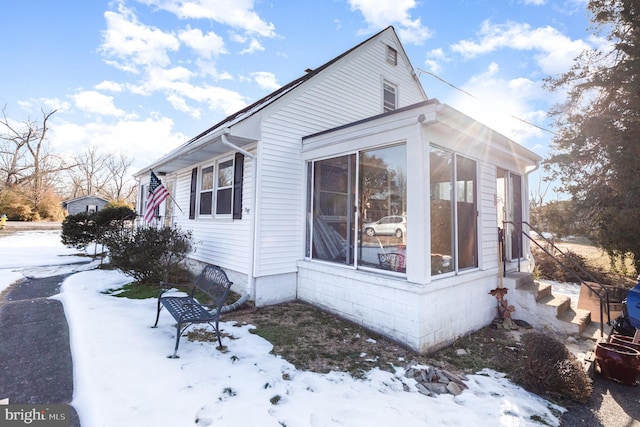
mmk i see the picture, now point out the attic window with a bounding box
[386,45,397,66]
[383,81,397,112]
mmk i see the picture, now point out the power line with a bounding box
[416,68,558,136]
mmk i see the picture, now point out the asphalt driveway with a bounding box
[0,274,81,426]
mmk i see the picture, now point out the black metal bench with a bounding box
[153,265,233,358]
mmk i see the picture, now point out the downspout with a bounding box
[221,129,258,303]
[523,160,541,272]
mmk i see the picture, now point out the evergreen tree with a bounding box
[545,0,640,273]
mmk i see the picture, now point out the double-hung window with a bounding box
[193,155,243,219]
[383,81,397,112]
[199,166,214,215]
[216,159,234,215]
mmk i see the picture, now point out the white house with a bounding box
[135,26,541,353]
[62,195,110,215]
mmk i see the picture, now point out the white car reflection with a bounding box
[363,215,406,238]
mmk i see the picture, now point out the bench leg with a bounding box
[169,323,183,359]
[153,298,163,328]
[215,320,223,349]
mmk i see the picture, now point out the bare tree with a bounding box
[67,146,110,197]
[0,106,72,215]
[65,147,137,203]
[528,173,553,212]
[105,152,136,201]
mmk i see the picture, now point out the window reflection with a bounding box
[429,146,477,275]
[358,145,407,272]
[307,144,407,273]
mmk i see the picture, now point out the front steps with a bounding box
[504,272,609,339]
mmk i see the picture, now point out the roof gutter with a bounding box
[221,129,258,303]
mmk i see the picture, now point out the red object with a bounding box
[609,334,640,352]
[595,341,640,386]
[144,171,170,223]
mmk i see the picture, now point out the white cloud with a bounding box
[250,72,280,91]
[239,38,265,54]
[178,26,226,59]
[135,0,276,37]
[50,114,187,172]
[347,0,433,44]
[173,83,248,115]
[448,63,550,145]
[97,3,260,119]
[197,60,234,81]
[424,48,448,74]
[17,98,71,113]
[100,3,180,72]
[522,0,547,5]
[230,32,247,44]
[95,81,125,92]
[451,20,590,75]
[146,66,194,90]
[71,91,126,117]
[166,93,201,118]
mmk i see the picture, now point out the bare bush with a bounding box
[516,332,592,403]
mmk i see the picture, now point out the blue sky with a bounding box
[0,0,595,196]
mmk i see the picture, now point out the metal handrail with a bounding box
[502,221,611,337]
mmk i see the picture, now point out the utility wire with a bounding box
[416,68,558,136]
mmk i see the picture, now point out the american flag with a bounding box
[143,171,170,223]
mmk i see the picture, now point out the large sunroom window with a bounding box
[308,144,407,273]
[430,146,477,275]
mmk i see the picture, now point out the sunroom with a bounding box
[296,100,540,353]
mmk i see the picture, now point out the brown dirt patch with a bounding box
[221,300,523,379]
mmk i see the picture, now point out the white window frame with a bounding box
[386,45,398,66]
[306,143,407,275]
[196,156,235,218]
[198,164,214,216]
[429,145,478,276]
[215,157,235,217]
[383,80,397,113]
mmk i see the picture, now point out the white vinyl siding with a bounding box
[252,31,426,276]
[479,163,498,271]
[170,153,254,275]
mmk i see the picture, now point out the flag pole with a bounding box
[150,170,183,213]
[166,192,183,213]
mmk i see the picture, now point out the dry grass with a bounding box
[181,240,628,405]
[554,241,634,277]
[220,301,523,380]
[214,241,621,403]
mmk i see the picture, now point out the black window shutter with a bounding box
[189,168,197,219]
[233,152,244,219]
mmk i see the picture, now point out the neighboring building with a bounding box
[62,195,110,215]
[135,26,540,353]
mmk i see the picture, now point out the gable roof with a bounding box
[136,26,425,177]
[62,195,109,206]
[186,26,424,146]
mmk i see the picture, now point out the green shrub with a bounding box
[102,225,193,285]
[515,332,592,403]
[61,212,96,249]
[61,205,136,249]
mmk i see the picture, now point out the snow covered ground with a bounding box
[0,230,565,426]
